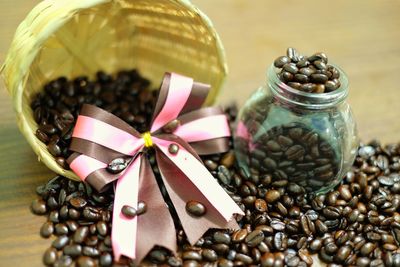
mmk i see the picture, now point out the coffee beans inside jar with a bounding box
[30,71,398,266]
[274,47,341,93]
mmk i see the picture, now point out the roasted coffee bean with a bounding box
[52,235,69,250]
[121,205,137,218]
[254,199,267,212]
[323,206,341,219]
[265,190,280,203]
[98,252,112,266]
[77,256,95,267]
[82,207,100,221]
[334,245,352,263]
[285,145,305,161]
[271,219,286,231]
[232,229,248,243]
[283,63,299,74]
[106,158,129,174]
[274,56,291,68]
[202,248,218,261]
[36,129,50,144]
[31,199,47,215]
[69,197,87,209]
[96,221,108,236]
[40,222,54,238]
[309,238,323,252]
[43,247,58,265]
[218,165,232,185]
[49,210,60,223]
[74,227,89,244]
[186,200,206,216]
[64,244,82,257]
[245,230,264,247]
[55,223,69,235]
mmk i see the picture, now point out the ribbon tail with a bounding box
[112,156,141,261]
[156,144,244,245]
[135,157,177,264]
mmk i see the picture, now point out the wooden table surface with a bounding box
[1,1,399,266]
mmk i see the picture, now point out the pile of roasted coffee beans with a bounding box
[245,123,339,193]
[31,69,156,169]
[274,48,341,93]
[31,72,400,267]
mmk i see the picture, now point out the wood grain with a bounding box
[0,1,399,266]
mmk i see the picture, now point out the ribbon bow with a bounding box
[67,73,244,262]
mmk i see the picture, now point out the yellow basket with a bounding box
[1,0,227,180]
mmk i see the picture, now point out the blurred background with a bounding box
[1,0,400,143]
[0,1,399,266]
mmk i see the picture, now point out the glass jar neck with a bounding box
[267,64,349,110]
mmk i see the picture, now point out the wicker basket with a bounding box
[1,0,227,181]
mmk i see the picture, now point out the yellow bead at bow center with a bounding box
[141,132,153,148]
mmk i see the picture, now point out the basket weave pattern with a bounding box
[2,0,227,180]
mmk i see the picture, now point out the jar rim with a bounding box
[267,63,349,109]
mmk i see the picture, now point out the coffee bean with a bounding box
[287,47,300,62]
[82,207,100,221]
[266,140,282,152]
[47,142,62,157]
[213,231,231,245]
[273,232,287,251]
[163,119,180,133]
[52,235,69,250]
[309,238,323,252]
[314,60,327,70]
[99,253,112,266]
[232,229,248,243]
[287,82,301,89]
[202,248,218,261]
[106,158,129,174]
[263,157,277,170]
[64,244,82,257]
[245,230,264,247]
[271,219,286,231]
[96,221,108,236]
[323,206,341,219]
[31,199,47,215]
[36,129,50,144]
[74,227,89,244]
[49,211,60,223]
[294,74,309,83]
[221,152,235,168]
[40,222,54,238]
[218,165,232,185]
[168,256,183,267]
[186,200,206,217]
[285,145,305,161]
[274,56,291,68]
[265,190,281,203]
[182,251,202,261]
[310,72,329,84]
[334,245,352,263]
[82,246,100,257]
[217,258,233,267]
[255,199,267,212]
[69,197,87,209]
[55,223,69,236]
[43,247,58,265]
[121,205,137,218]
[77,256,95,267]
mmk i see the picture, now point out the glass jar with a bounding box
[234,64,358,195]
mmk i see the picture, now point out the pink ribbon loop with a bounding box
[68,72,244,263]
